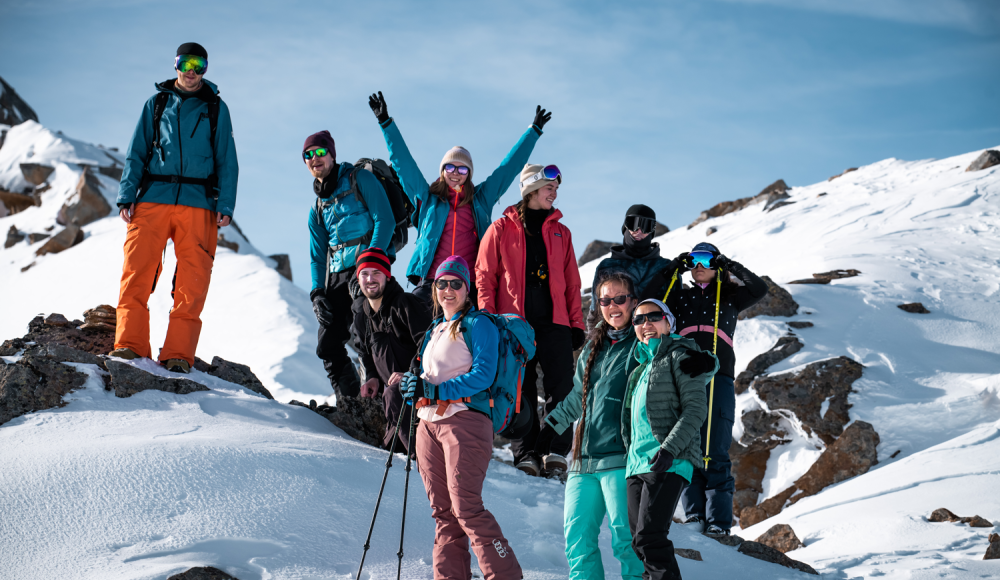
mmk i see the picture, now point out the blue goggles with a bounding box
[685,251,716,269]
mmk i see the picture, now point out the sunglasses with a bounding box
[174,54,207,75]
[685,251,715,269]
[303,148,330,161]
[625,215,656,235]
[598,294,634,307]
[520,165,561,189]
[632,311,668,326]
[434,279,465,290]
[443,164,470,175]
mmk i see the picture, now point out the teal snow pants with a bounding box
[564,469,644,580]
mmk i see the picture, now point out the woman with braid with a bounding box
[534,271,643,579]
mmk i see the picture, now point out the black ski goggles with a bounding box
[434,279,466,290]
[598,294,634,307]
[632,311,668,326]
[624,215,656,235]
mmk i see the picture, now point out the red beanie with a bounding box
[356,247,391,279]
[302,130,336,160]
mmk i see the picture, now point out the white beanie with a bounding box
[440,146,473,181]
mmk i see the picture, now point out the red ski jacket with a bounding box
[475,205,584,331]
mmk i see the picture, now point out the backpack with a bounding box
[138,90,220,201]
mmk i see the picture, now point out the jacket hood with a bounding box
[501,204,563,225]
[610,241,661,261]
[155,78,220,101]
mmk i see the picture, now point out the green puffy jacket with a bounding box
[621,334,717,469]
[546,332,638,474]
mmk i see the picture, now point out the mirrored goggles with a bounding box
[434,279,465,290]
[625,215,656,234]
[303,148,330,161]
[598,294,634,307]
[444,163,470,175]
[520,165,561,190]
[632,311,667,326]
[174,54,208,75]
[685,251,715,269]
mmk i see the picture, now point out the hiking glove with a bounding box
[400,372,420,404]
[369,91,389,124]
[310,289,334,327]
[532,105,552,134]
[649,448,675,473]
[571,327,586,351]
[535,423,558,456]
[666,253,689,277]
[713,253,731,271]
[679,350,716,378]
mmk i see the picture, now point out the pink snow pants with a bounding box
[416,410,522,580]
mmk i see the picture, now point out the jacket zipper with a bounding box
[450,188,459,255]
[190,113,206,138]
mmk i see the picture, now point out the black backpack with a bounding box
[137,90,220,200]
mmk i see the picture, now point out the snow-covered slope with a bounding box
[0,121,330,403]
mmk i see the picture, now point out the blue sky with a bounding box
[2,0,998,290]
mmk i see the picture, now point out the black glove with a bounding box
[712,253,731,271]
[368,91,389,124]
[666,252,689,277]
[532,105,552,133]
[649,449,675,473]
[535,424,558,456]
[679,350,716,378]
[310,289,334,327]
[571,327,586,351]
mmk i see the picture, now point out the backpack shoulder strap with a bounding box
[147,92,170,165]
[207,97,219,145]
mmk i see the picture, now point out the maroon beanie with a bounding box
[302,130,336,160]
[356,247,391,280]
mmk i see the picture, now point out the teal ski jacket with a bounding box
[379,118,540,281]
[117,79,239,217]
[546,332,639,474]
[308,162,395,289]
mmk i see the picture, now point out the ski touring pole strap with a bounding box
[703,275,722,469]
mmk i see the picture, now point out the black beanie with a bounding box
[177,42,208,58]
[622,203,656,235]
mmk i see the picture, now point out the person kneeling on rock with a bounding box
[351,247,431,453]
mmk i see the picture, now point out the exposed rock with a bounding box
[106,360,209,398]
[828,167,858,181]
[96,164,123,181]
[898,302,930,314]
[80,304,116,332]
[739,276,798,320]
[19,162,54,186]
[787,321,813,329]
[752,357,864,444]
[28,232,51,243]
[0,189,38,214]
[737,541,818,575]
[295,396,387,448]
[688,180,790,228]
[735,336,803,395]
[0,76,39,126]
[755,523,804,553]
[966,515,993,528]
[167,567,240,580]
[1,347,90,426]
[5,225,25,248]
[654,221,670,237]
[15,313,115,357]
[706,226,718,236]
[929,507,962,522]
[35,225,83,256]
[578,240,615,266]
[731,411,789,514]
[817,192,827,197]
[0,198,6,218]
[44,313,70,327]
[198,356,272,399]
[765,201,796,213]
[790,269,861,285]
[217,233,239,252]
[966,150,1000,172]
[704,532,745,547]
[268,254,293,282]
[57,166,111,227]
[674,548,702,561]
[985,533,1000,560]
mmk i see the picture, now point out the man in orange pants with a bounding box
[111,42,239,373]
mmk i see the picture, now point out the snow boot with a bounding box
[705,524,730,536]
[327,360,361,399]
[516,455,541,477]
[163,359,191,374]
[542,453,568,474]
[108,347,139,360]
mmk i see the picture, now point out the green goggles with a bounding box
[303,148,330,161]
[174,54,208,75]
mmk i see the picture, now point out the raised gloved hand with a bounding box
[571,327,586,351]
[368,91,389,124]
[532,105,552,133]
[649,448,675,473]
[679,350,716,378]
[400,372,420,404]
[712,253,731,271]
[666,252,690,277]
[310,289,333,327]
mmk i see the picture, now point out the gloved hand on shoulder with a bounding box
[679,350,716,378]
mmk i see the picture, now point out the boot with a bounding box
[163,359,190,374]
[326,359,361,399]
[108,347,139,360]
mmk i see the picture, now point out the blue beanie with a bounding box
[692,242,720,254]
[434,255,470,289]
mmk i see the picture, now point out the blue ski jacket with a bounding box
[417,309,500,417]
[117,79,239,217]
[379,118,540,281]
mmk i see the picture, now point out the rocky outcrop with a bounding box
[674,548,702,561]
[928,508,994,527]
[765,201,795,213]
[57,166,111,227]
[654,221,670,237]
[28,232,50,243]
[898,302,930,314]
[752,357,864,444]
[0,189,38,214]
[578,240,615,266]
[5,225,25,248]
[293,397,387,448]
[9,312,115,357]
[737,541,817,575]
[688,180,789,229]
[789,269,861,285]
[738,276,798,319]
[966,150,1000,172]
[741,421,879,528]
[0,76,39,126]
[268,254,293,282]
[731,419,789,516]
[735,336,803,395]
[193,356,273,400]
[787,321,813,329]
[106,360,209,398]
[755,523,804,553]
[19,163,54,186]
[35,225,84,256]
[217,233,239,252]
[80,305,116,332]
[985,533,1000,560]
[828,167,858,181]
[167,567,240,580]
[706,226,718,236]
[1,345,91,426]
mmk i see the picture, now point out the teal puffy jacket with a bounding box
[379,118,539,281]
[546,332,639,474]
[308,162,395,289]
[117,79,238,217]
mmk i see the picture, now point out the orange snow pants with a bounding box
[115,203,218,365]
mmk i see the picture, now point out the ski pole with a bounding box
[396,403,418,579]
[703,275,722,469]
[357,407,407,579]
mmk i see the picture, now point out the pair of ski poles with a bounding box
[357,404,417,580]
